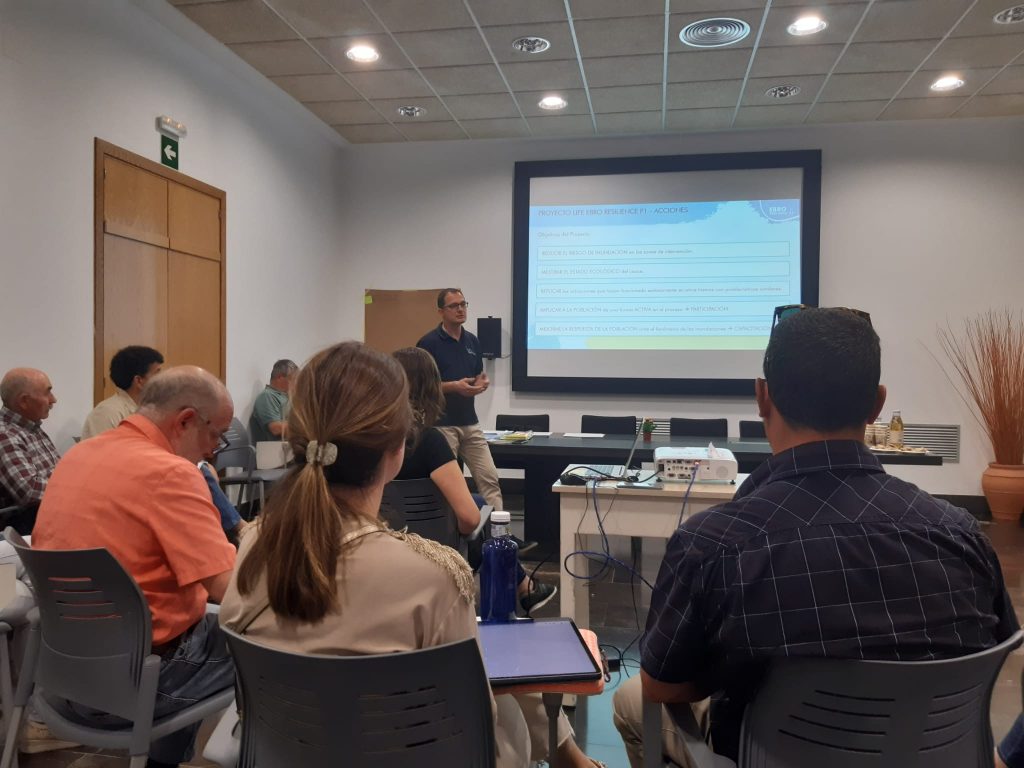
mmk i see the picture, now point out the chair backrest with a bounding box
[580,415,637,435]
[225,629,496,768]
[739,630,1024,768]
[669,418,728,438]
[739,420,766,439]
[380,479,459,549]
[216,417,255,472]
[495,413,549,432]
[5,528,152,721]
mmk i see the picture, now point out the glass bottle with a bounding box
[887,410,904,449]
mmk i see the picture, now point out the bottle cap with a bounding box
[490,510,511,524]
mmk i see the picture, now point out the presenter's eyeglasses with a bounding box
[444,301,469,311]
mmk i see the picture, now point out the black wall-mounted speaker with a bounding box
[478,316,501,359]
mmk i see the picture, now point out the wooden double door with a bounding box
[94,140,226,402]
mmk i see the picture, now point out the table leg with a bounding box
[522,459,564,561]
[543,692,563,768]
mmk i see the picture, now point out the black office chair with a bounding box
[495,414,549,432]
[580,415,637,435]
[669,418,728,439]
[739,420,766,439]
[381,479,461,549]
[224,630,496,768]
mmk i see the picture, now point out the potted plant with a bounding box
[938,310,1024,521]
[641,418,656,442]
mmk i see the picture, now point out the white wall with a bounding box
[0,0,348,448]
[337,117,1024,495]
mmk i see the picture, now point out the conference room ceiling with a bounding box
[168,0,1024,144]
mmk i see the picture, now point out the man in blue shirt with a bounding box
[417,288,502,512]
[613,307,1018,767]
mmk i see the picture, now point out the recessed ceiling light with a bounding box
[679,18,751,48]
[994,5,1024,24]
[930,74,965,91]
[512,36,551,54]
[787,15,828,36]
[345,45,380,63]
[538,95,567,110]
[396,105,425,118]
[766,84,801,99]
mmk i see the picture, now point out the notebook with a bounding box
[478,618,601,686]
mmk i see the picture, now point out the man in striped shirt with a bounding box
[0,368,59,530]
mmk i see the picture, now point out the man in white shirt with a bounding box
[81,346,164,439]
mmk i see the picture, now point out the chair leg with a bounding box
[0,632,12,733]
[0,705,26,768]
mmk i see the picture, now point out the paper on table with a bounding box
[563,432,605,438]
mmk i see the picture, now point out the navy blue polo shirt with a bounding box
[417,323,483,427]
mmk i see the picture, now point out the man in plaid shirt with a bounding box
[0,368,59,524]
[613,308,1018,767]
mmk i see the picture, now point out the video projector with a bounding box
[654,444,738,483]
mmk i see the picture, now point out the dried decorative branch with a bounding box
[938,310,1024,465]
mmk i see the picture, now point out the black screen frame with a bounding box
[511,149,822,397]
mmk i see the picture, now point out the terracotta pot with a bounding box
[982,463,1024,522]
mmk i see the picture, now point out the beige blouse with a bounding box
[219,521,533,767]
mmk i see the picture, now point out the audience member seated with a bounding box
[33,366,238,768]
[81,345,164,439]
[0,367,59,531]
[613,307,1019,768]
[219,342,603,768]
[248,358,296,443]
[392,347,555,615]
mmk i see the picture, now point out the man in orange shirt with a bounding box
[34,366,237,768]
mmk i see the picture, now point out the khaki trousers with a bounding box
[613,676,719,768]
[438,424,504,510]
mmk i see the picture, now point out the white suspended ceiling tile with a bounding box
[306,99,386,125]
[742,75,826,105]
[667,79,743,109]
[342,68,436,98]
[419,64,510,96]
[500,59,584,91]
[818,71,911,102]
[479,21,578,63]
[901,66,1002,98]
[667,49,752,82]
[267,0,382,38]
[855,0,975,43]
[365,0,476,32]
[442,92,523,120]
[879,97,965,120]
[664,107,734,131]
[927,34,1024,70]
[572,0,667,20]
[574,15,668,58]
[396,120,470,141]
[668,0,776,10]
[950,0,1024,37]
[595,110,664,134]
[310,34,414,73]
[392,28,495,68]
[179,0,297,44]
[270,74,360,101]
[589,84,664,112]
[466,0,567,27]
[758,2,870,48]
[583,55,664,88]
[461,117,532,139]
[834,40,939,73]
[733,103,809,127]
[981,65,1024,95]
[748,44,845,78]
[805,99,889,123]
[526,114,597,136]
[229,40,333,76]
[334,123,406,143]
[955,92,1024,116]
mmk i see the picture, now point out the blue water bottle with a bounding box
[480,511,519,623]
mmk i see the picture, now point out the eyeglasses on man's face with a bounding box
[185,405,230,454]
[444,301,469,311]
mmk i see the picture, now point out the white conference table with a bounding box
[552,472,746,627]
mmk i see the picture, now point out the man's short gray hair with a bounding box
[138,366,228,418]
[270,359,297,380]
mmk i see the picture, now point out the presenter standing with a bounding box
[417,289,504,513]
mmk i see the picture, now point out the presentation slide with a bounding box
[511,152,820,395]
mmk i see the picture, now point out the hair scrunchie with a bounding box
[306,440,338,467]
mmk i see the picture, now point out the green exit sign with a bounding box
[160,135,179,169]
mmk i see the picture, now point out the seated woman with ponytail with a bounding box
[218,342,602,768]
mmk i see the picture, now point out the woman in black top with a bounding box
[393,348,555,616]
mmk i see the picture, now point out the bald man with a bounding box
[34,366,237,768]
[0,368,59,520]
